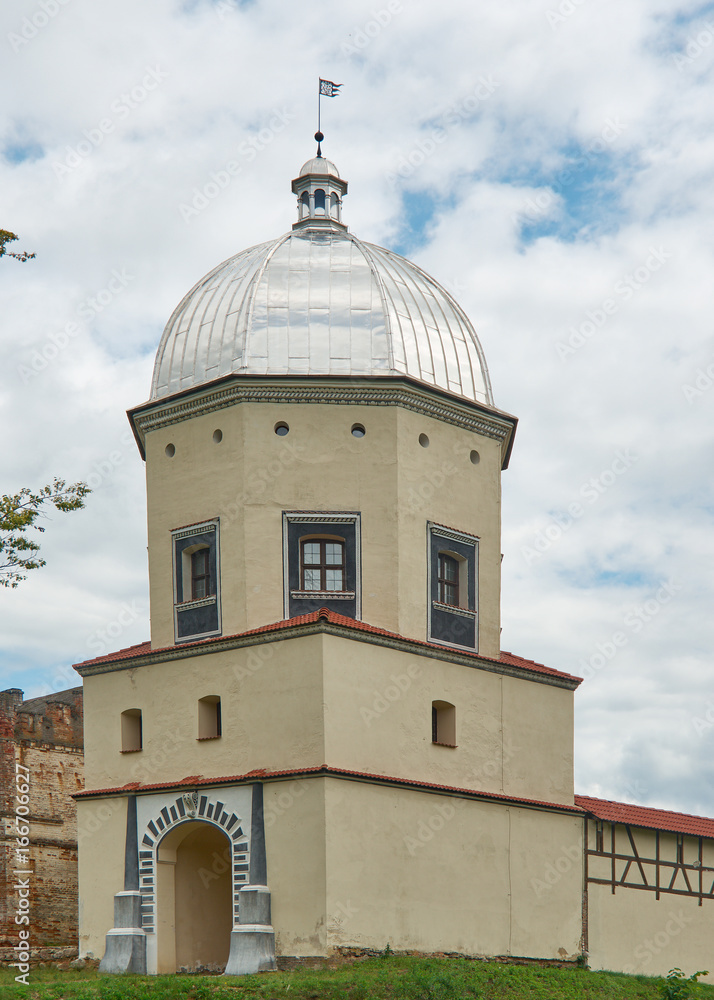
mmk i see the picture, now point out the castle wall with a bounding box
[322,777,583,960]
[587,883,714,981]
[0,687,83,953]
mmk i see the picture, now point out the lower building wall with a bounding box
[587,883,714,982]
[265,778,327,958]
[76,796,127,959]
[322,778,583,960]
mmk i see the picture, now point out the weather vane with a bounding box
[316,78,342,156]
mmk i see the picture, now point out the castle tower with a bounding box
[75,150,583,974]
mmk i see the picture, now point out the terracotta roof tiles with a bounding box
[73,609,581,684]
[575,794,714,839]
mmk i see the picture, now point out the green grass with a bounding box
[1,956,713,1000]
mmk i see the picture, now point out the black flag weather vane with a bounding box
[316,78,342,155]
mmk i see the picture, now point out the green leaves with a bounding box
[660,969,710,1000]
[0,228,35,262]
[0,478,91,587]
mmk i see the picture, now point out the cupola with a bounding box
[291,152,348,230]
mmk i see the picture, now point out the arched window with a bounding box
[300,191,310,219]
[432,701,456,746]
[314,188,326,215]
[301,538,345,592]
[121,709,142,752]
[330,192,339,220]
[437,552,460,606]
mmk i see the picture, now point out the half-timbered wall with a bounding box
[584,818,714,980]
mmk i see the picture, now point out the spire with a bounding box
[291,146,348,232]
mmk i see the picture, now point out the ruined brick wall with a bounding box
[0,687,83,952]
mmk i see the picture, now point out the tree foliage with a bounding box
[0,229,35,262]
[0,479,91,588]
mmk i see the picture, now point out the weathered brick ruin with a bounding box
[0,687,83,962]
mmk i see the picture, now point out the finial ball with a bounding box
[314,131,324,143]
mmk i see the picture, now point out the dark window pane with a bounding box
[438,553,459,606]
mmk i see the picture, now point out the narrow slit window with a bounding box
[198,696,222,740]
[121,709,142,752]
[432,701,456,746]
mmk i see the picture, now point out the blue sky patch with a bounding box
[393,189,453,256]
[513,143,626,246]
[3,141,44,165]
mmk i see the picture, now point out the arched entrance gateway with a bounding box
[156,820,232,973]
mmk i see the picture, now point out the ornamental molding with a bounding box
[283,511,360,524]
[171,519,218,541]
[429,522,479,547]
[290,591,355,600]
[129,377,516,462]
[175,595,217,611]
[432,601,477,620]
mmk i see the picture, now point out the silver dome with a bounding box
[151,153,493,406]
[151,228,494,406]
[298,155,341,177]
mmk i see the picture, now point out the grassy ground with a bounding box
[1,956,713,1000]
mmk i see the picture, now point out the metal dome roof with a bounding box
[150,157,494,407]
[298,155,340,177]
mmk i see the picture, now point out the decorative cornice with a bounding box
[171,520,217,540]
[429,522,479,547]
[284,511,360,524]
[74,616,580,691]
[128,375,517,468]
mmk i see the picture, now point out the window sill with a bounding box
[176,595,217,611]
[432,601,476,619]
[291,590,356,601]
[196,736,221,741]
[120,748,142,754]
[432,741,458,748]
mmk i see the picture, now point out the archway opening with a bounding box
[156,820,233,972]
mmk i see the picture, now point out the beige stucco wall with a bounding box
[264,777,327,957]
[322,777,583,959]
[76,776,581,966]
[76,795,127,959]
[81,635,325,791]
[588,882,714,981]
[142,390,503,658]
[81,632,573,805]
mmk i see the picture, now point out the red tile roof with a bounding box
[74,763,583,814]
[575,794,714,839]
[73,608,581,684]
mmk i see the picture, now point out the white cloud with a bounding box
[1,0,712,817]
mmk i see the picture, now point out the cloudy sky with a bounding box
[1,0,713,816]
